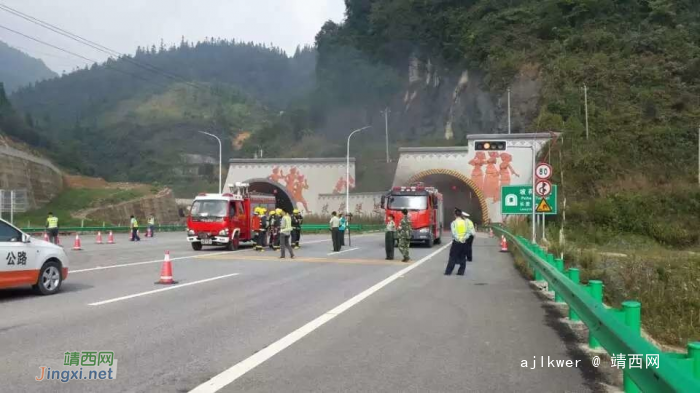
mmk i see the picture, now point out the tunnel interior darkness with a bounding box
[246,179,295,213]
[414,174,485,226]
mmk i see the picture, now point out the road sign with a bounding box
[536,198,553,213]
[535,180,552,197]
[535,163,553,180]
[501,185,558,215]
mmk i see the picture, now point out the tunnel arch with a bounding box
[243,178,297,213]
[407,169,490,225]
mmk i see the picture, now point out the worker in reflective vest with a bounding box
[46,212,59,245]
[148,215,156,237]
[445,208,468,276]
[130,215,141,242]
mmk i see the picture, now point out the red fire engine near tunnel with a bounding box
[382,183,444,247]
[187,183,276,251]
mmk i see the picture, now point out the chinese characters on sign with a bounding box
[6,251,27,266]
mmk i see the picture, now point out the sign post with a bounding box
[535,163,553,241]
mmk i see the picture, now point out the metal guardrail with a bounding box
[491,225,700,393]
[21,224,385,234]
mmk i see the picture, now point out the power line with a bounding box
[0,24,170,88]
[0,2,209,92]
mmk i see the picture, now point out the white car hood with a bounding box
[31,238,63,250]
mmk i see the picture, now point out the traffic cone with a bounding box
[107,231,115,244]
[146,227,152,238]
[500,235,508,252]
[43,232,49,242]
[96,231,103,244]
[489,228,494,238]
[73,234,82,250]
[155,251,177,285]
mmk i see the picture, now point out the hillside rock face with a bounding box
[395,56,542,140]
[320,57,542,142]
[0,138,63,209]
[77,188,183,225]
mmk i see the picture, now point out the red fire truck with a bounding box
[186,183,276,251]
[381,183,444,247]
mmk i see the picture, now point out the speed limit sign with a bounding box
[535,163,553,180]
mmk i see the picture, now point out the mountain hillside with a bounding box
[0,41,57,93]
[9,40,316,186]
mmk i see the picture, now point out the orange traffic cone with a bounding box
[500,235,508,252]
[73,234,82,250]
[146,227,152,238]
[96,231,103,244]
[489,228,494,238]
[155,251,177,285]
[107,231,115,244]
[43,232,49,242]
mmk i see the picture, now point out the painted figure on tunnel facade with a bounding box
[484,152,500,202]
[499,152,519,187]
[468,152,487,192]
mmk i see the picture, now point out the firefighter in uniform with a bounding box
[271,209,282,250]
[398,209,411,262]
[252,207,262,251]
[291,209,303,249]
[268,210,277,250]
[258,208,268,251]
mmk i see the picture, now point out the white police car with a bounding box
[0,218,70,295]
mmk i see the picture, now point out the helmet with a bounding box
[269,211,275,216]
[293,209,300,214]
[276,208,282,215]
[254,207,261,215]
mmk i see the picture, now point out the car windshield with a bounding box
[387,195,427,210]
[190,200,228,217]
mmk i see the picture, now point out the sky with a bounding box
[0,0,346,73]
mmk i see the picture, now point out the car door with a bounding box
[0,221,37,289]
[234,201,247,238]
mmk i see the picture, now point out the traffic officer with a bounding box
[398,209,412,262]
[148,215,155,237]
[462,211,476,263]
[130,215,141,242]
[291,209,303,249]
[45,212,59,245]
[279,210,295,259]
[384,214,396,260]
[445,208,468,275]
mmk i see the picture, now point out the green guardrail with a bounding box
[20,224,385,234]
[490,225,700,393]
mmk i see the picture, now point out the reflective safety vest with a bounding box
[465,219,475,235]
[148,217,155,225]
[46,216,59,228]
[452,218,467,242]
[131,218,139,228]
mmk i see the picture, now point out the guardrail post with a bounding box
[554,258,565,303]
[622,300,641,393]
[688,342,700,379]
[588,280,603,349]
[567,268,580,322]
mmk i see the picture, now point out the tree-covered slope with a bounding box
[0,41,57,93]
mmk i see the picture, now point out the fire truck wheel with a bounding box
[191,242,203,251]
[426,232,434,247]
[227,233,240,251]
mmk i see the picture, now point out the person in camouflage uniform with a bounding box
[398,208,412,262]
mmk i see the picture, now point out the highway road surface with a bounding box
[0,231,603,392]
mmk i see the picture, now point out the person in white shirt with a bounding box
[329,211,341,252]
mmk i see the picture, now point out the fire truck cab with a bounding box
[382,183,444,247]
[186,183,276,251]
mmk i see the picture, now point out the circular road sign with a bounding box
[535,180,552,197]
[535,163,553,180]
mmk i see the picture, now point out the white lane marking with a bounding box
[88,273,240,306]
[70,251,233,273]
[327,247,359,256]
[189,243,450,393]
[70,235,381,274]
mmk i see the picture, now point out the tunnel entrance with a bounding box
[408,170,489,226]
[245,178,296,213]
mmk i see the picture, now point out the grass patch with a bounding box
[507,219,700,347]
[14,188,148,228]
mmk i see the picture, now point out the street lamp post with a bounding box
[198,131,222,193]
[346,126,372,215]
[380,108,390,163]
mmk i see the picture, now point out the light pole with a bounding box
[507,87,511,134]
[198,131,222,193]
[346,126,372,214]
[380,108,391,163]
